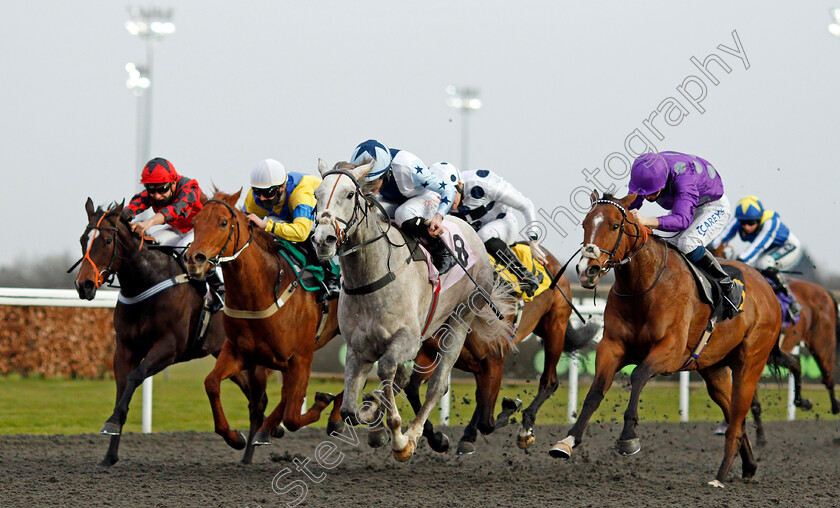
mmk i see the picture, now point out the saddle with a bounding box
[671,244,746,322]
[760,272,800,327]
[274,238,341,298]
[489,242,549,302]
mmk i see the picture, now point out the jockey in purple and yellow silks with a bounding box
[627,151,737,305]
[710,195,802,318]
[243,158,338,298]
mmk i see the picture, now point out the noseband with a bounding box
[202,199,254,265]
[67,211,121,288]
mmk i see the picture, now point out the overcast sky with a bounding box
[3,1,839,274]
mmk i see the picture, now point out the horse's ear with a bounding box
[350,161,374,182]
[85,197,95,219]
[317,158,330,177]
[227,188,243,207]
[620,193,638,208]
[590,190,600,205]
[113,200,125,216]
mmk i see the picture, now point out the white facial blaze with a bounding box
[85,229,99,252]
[577,243,601,275]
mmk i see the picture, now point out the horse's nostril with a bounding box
[325,235,337,245]
[82,280,94,291]
[585,265,600,278]
[194,253,206,264]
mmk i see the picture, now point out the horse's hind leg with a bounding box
[241,367,268,464]
[521,323,565,449]
[100,344,136,467]
[809,338,839,414]
[102,338,176,437]
[405,355,450,453]
[274,355,334,433]
[750,390,767,447]
[205,340,248,450]
[779,349,811,410]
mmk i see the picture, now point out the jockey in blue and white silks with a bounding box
[430,162,544,296]
[350,139,458,273]
[710,195,802,317]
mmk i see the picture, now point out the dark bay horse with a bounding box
[184,190,343,456]
[710,245,840,444]
[404,250,594,455]
[74,198,253,466]
[549,192,781,487]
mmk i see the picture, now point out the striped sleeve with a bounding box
[267,175,319,242]
[709,217,739,250]
[738,215,781,265]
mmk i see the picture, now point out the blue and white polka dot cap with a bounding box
[350,139,392,181]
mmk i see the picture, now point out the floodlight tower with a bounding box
[446,85,482,172]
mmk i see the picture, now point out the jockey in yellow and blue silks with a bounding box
[710,195,802,318]
[243,158,339,298]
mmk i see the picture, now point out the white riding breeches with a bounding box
[755,233,802,271]
[147,224,194,248]
[666,195,731,254]
[476,215,520,245]
[380,191,441,225]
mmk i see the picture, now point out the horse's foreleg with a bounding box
[550,338,624,459]
[103,339,176,436]
[99,344,136,467]
[241,367,268,464]
[274,355,333,433]
[406,354,449,453]
[326,391,346,436]
[521,326,564,448]
[405,344,462,454]
[205,340,248,450]
[339,347,374,426]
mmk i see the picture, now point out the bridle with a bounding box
[202,199,254,266]
[67,210,123,288]
[584,199,667,296]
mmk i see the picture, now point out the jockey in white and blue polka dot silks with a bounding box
[627,151,737,306]
[710,195,802,318]
[430,163,544,296]
[349,139,458,273]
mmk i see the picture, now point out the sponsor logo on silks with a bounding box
[695,209,727,237]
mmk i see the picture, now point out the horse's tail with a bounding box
[469,273,517,358]
[830,291,840,357]
[563,320,602,353]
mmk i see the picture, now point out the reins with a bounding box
[203,199,254,265]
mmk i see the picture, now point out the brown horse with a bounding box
[73,198,253,466]
[184,190,343,455]
[549,192,781,487]
[402,249,596,455]
[710,245,840,444]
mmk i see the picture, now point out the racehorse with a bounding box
[73,198,253,466]
[184,189,343,458]
[403,252,597,455]
[311,159,515,462]
[710,245,840,444]
[549,192,781,487]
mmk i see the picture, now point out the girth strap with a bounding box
[223,280,298,319]
[118,274,191,305]
[342,255,412,295]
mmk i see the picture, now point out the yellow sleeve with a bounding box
[243,190,269,218]
[265,175,320,242]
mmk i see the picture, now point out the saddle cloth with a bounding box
[489,242,550,302]
[762,274,801,327]
[415,219,478,293]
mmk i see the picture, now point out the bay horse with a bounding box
[402,252,597,455]
[73,198,253,466]
[311,159,515,461]
[549,192,781,487]
[184,189,343,458]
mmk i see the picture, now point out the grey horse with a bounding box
[311,159,514,461]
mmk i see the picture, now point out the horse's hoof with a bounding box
[252,430,271,446]
[549,440,572,459]
[368,430,390,448]
[517,432,535,449]
[797,399,813,411]
[98,456,118,467]
[430,432,450,454]
[616,438,641,456]
[501,397,523,412]
[315,391,336,405]
[831,401,840,415]
[742,462,757,480]
[713,424,727,436]
[326,419,345,437]
[228,431,247,450]
[271,424,286,439]
[456,441,476,456]
[393,440,416,462]
[100,422,121,436]
[708,479,725,488]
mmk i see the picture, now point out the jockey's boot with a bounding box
[694,248,736,306]
[205,269,225,313]
[764,267,801,320]
[484,238,540,297]
[401,217,457,275]
[319,264,340,302]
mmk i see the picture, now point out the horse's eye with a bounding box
[347,191,355,200]
[221,219,228,228]
[105,237,113,245]
[611,224,620,230]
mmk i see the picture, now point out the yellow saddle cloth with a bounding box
[488,243,552,302]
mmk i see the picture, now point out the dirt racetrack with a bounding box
[2,420,839,507]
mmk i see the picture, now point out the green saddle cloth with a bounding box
[274,239,340,292]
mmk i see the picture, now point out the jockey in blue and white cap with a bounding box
[710,195,802,317]
[430,162,544,296]
[350,139,458,273]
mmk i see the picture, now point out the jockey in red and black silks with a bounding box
[123,157,204,247]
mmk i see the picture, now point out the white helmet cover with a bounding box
[250,159,287,189]
[350,139,392,181]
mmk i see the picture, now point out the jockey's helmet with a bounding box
[735,196,764,221]
[350,139,392,182]
[628,153,668,196]
[250,159,287,189]
[140,158,179,184]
